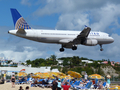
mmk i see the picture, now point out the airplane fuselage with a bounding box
[8,29,114,45]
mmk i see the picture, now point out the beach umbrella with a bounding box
[88,74,104,79]
[67,71,82,78]
[32,75,41,79]
[34,72,42,76]
[58,72,66,76]
[16,72,27,77]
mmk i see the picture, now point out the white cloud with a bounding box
[33,0,120,16]
[31,0,120,62]
[56,13,89,30]
[21,0,31,6]
[1,0,120,62]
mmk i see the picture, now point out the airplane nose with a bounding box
[110,37,114,43]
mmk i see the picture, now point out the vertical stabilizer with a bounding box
[10,8,31,30]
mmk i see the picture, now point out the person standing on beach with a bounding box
[84,73,88,80]
[11,75,15,88]
[61,82,71,90]
[51,80,58,90]
[57,79,61,90]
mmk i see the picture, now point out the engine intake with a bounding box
[83,39,98,46]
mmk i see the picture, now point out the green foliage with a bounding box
[24,55,120,78]
[21,63,25,65]
[62,67,68,74]
[70,67,94,75]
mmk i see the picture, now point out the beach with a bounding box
[0,82,118,90]
[0,82,53,90]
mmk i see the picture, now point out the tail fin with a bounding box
[10,8,31,30]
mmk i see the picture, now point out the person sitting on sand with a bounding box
[0,77,5,84]
[31,78,38,87]
[98,80,103,89]
[18,77,22,84]
[25,86,29,90]
[19,86,24,90]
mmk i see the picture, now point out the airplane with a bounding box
[8,8,114,52]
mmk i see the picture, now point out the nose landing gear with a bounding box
[100,44,103,51]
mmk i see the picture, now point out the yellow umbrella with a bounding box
[68,71,82,78]
[58,72,66,76]
[32,75,41,79]
[16,72,27,77]
[42,72,51,78]
[88,74,104,79]
[34,72,42,76]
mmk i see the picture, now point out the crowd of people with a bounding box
[0,72,112,90]
[29,75,111,90]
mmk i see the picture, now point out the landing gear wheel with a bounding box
[72,46,77,50]
[99,44,103,51]
[100,48,103,51]
[59,48,64,52]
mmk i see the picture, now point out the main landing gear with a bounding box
[72,45,77,50]
[59,47,64,52]
[59,45,78,52]
[100,44,103,51]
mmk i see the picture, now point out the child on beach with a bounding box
[25,86,29,90]
[19,86,24,90]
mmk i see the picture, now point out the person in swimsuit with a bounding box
[11,75,16,88]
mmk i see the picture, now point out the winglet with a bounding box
[10,8,31,30]
[85,25,88,27]
[84,25,88,29]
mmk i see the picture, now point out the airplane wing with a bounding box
[59,27,91,44]
[72,26,91,44]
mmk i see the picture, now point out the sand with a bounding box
[0,82,53,90]
[0,82,116,90]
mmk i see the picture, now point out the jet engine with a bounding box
[83,39,98,46]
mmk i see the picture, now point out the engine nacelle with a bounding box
[84,39,98,46]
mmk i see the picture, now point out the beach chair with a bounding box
[94,78,98,89]
[61,78,65,83]
[102,82,106,88]
[76,81,93,89]
[71,80,81,89]
[67,79,70,83]
[15,79,24,85]
[70,80,73,85]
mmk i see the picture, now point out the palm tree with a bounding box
[50,55,57,65]
[50,55,57,62]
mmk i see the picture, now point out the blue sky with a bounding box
[0,0,120,62]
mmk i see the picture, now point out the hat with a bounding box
[107,75,111,78]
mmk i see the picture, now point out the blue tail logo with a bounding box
[10,8,31,30]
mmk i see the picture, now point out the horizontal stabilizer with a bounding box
[17,28,26,34]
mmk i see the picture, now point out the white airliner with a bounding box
[8,8,114,52]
